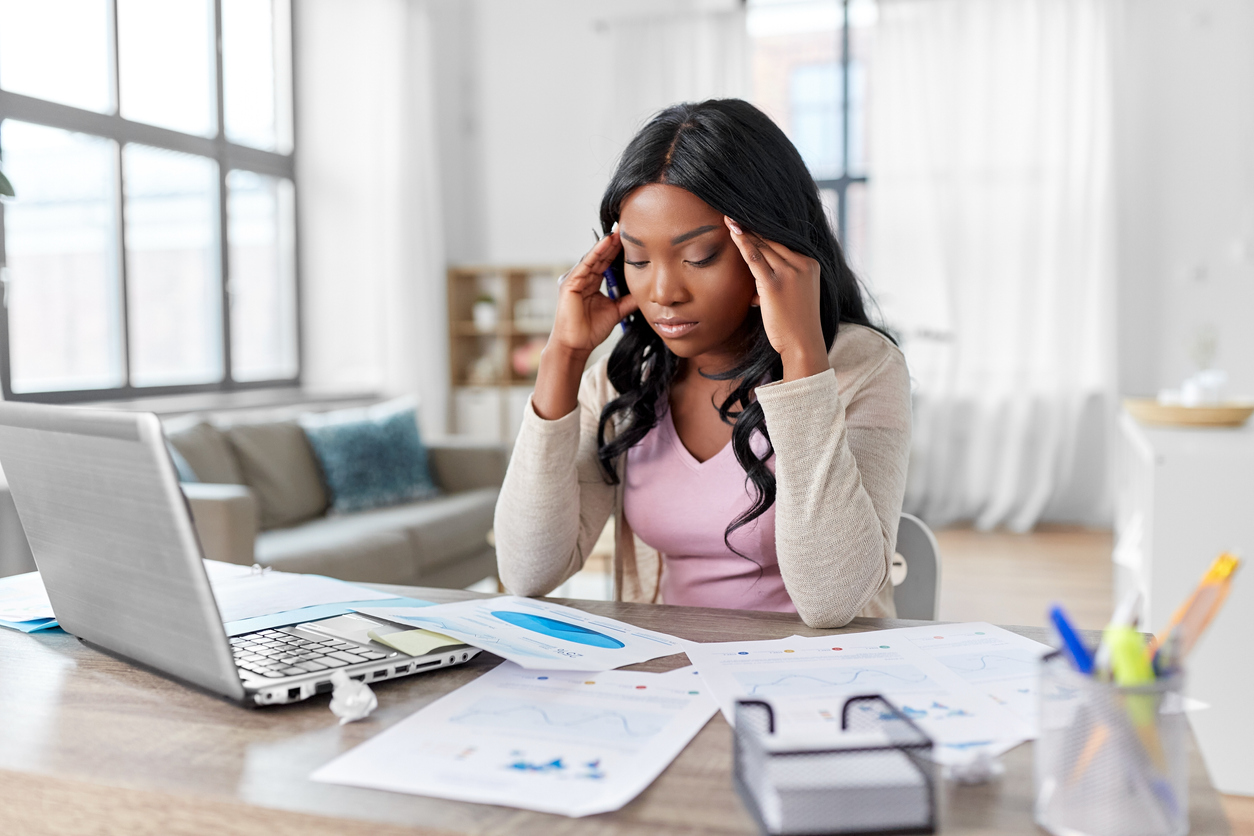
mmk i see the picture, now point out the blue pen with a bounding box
[594,229,629,334]
[1049,605,1094,675]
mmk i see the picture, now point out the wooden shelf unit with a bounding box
[446,264,568,388]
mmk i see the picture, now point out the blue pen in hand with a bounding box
[593,229,629,334]
[1049,605,1094,675]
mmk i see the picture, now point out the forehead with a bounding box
[619,184,721,241]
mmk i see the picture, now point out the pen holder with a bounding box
[1034,651,1189,836]
[733,695,938,835]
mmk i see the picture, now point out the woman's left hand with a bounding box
[724,216,831,382]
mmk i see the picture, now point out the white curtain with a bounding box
[296,0,449,434]
[867,0,1115,531]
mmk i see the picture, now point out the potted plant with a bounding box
[472,293,498,333]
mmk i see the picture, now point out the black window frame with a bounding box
[0,0,301,404]
[815,0,866,246]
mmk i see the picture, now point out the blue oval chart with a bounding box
[490,611,626,648]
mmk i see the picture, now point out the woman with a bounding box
[493,99,910,629]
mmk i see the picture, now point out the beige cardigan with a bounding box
[493,323,912,628]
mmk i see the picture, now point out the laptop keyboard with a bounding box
[230,628,393,678]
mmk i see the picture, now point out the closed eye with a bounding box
[687,252,718,267]
[625,260,649,269]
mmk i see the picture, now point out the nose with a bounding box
[649,262,691,308]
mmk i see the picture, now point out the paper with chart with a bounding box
[357,596,687,671]
[685,629,1033,764]
[210,570,397,623]
[896,621,1053,736]
[311,662,718,817]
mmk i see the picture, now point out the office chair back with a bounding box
[891,513,942,620]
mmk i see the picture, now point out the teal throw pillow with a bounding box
[301,403,438,513]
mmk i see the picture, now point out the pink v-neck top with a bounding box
[623,408,794,613]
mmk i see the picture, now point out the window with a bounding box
[0,0,297,401]
[749,0,873,269]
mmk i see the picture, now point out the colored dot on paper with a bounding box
[688,690,699,695]
[738,651,748,655]
[537,676,548,680]
[635,685,647,690]
[976,632,985,635]
[784,650,795,653]
[880,645,890,649]
[584,681,595,685]
[832,647,842,651]
[934,636,944,639]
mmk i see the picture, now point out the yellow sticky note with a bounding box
[368,628,463,657]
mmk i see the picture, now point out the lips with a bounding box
[652,318,698,338]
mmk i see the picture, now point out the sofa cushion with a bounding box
[226,422,328,531]
[255,528,415,585]
[254,487,497,581]
[300,398,438,514]
[166,421,244,485]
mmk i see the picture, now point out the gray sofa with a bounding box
[168,411,508,589]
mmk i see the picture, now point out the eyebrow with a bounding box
[619,225,719,248]
[671,225,717,245]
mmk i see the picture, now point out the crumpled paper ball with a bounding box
[945,750,1006,784]
[329,669,378,724]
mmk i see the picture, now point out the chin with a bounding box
[652,333,720,360]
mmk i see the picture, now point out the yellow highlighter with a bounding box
[1148,552,1241,672]
[1106,625,1165,771]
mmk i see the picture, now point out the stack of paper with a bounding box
[755,738,931,834]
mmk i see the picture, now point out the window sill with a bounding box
[80,387,382,419]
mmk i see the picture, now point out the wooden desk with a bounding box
[0,589,1233,836]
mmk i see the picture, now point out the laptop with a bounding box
[0,401,479,706]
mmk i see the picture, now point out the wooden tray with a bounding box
[1124,398,1254,427]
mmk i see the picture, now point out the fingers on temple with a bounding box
[562,235,615,290]
[585,231,620,269]
[566,233,618,289]
[725,217,779,278]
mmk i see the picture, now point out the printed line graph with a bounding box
[733,665,934,696]
[937,650,1043,683]
[450,697,669,742]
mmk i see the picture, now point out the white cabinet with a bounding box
[452,385,534,443]
[1114,410,1254,794]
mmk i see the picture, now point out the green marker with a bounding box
[1105,625,1164,771]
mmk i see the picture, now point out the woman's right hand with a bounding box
[548,231,639,356]
[532,231,639,420]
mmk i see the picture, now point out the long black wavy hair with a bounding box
[596,99,882,558]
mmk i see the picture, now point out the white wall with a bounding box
[1113,0,1254,398]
